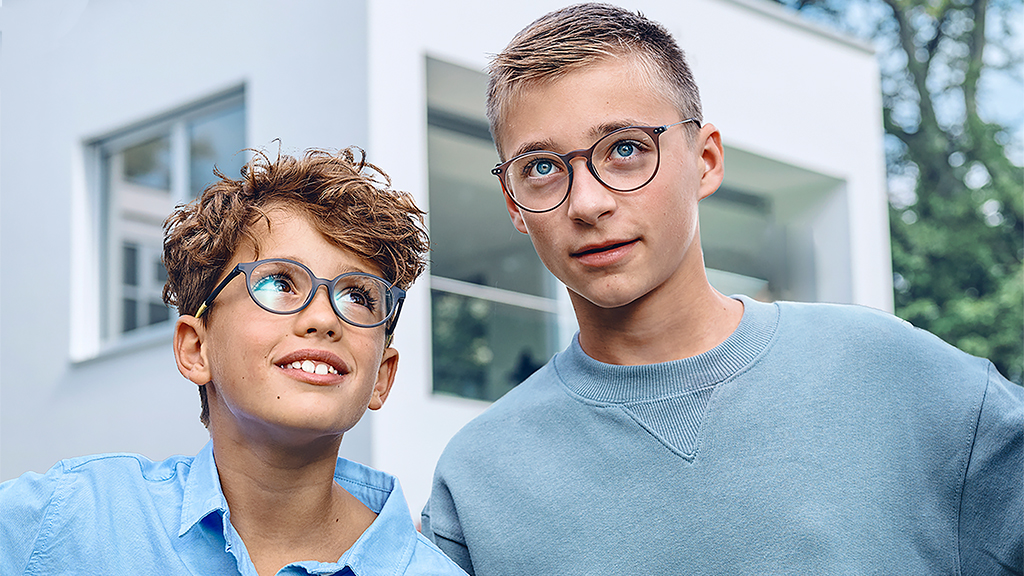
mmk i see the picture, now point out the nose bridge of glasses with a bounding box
[560,146,596,171]
[303,278,341,315]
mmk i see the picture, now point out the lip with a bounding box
[275,348,349,385]
[571,238,639,266]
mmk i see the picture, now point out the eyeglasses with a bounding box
[195,258,406,333]
[492,118,700,213]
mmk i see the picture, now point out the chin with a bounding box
[265,407,361,438]
[572,284,647,310]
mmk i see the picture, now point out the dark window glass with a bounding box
[154,258,167,283]
[431,290,552,402]
[189,106,246,195]
[148,302,170,325]
[122,136,171,190]
[123,244,139,286]
[122,298,138,333]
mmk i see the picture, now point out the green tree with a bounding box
[773,0,1023,384]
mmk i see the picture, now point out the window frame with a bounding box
[73,89,245,362]
[425,57,573,402]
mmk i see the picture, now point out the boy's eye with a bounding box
[611,141,638,159]
[252,273,295,294]
[336,287,378,311]
[523,157,562,179]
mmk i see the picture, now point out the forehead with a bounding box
[239,205,383,277]
[497,55,677,158]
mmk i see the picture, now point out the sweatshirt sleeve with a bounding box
[0,464,64,575]
[958,364,1024,576]
[422,478,476,576]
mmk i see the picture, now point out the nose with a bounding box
[565,157,616,224]
[295,284,343,339]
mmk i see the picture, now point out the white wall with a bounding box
[0,0,371,480]
[1,0,890,528]
[365,0,890,518]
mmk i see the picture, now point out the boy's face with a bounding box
[175,205,397,445]
[497,55,723,313]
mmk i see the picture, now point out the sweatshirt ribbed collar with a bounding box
[555,295,778,404]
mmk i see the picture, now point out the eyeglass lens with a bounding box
[505,127,660,212]
[247,260,392,326]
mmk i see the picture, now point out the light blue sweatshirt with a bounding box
[423,296,1023,575]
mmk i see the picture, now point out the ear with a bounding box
[367,346,399,411]
[696,123,725,201]
[503,189,530,234]
[174,315,212,387]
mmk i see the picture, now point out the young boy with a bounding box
[422,4,1023,575]
[1,147,466,576]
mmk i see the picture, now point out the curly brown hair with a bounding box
[487,3,702,158]
[162,146,428,426]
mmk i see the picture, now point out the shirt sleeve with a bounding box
[958,364,1024,576]
[0,464,64,575]
[422,491,475,576]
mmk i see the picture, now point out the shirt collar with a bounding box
[333,458,417,576]
[179,440,228,538]
[177,441,418,575]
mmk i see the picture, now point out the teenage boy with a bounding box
[422,4,1023,575]
[1,148,466,576]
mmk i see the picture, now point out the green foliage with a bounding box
[773,0,1023,384]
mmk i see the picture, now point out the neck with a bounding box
[572,267,743,366]
[210,433,375,575]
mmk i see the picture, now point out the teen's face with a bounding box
[188,206,397,444]
[498,56,722,311]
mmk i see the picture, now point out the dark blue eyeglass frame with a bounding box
[194,258,406,336]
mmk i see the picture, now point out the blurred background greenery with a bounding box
[774,0,1023,384]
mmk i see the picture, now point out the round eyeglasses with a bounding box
[195,258,406,333]
[492,118,700,213]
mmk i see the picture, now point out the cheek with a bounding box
[524,228,562,273]
[520,215,559,251]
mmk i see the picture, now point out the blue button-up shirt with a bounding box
[0,442,466,575]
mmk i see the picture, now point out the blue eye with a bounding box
[612,141,637,159]
[529,159,556,177]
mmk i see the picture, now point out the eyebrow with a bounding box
[509,119,648,159]
[271,256,369,277]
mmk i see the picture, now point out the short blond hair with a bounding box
[487,2,702,158]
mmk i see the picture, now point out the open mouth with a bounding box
[278,360,339,376]
[275,349,347,378]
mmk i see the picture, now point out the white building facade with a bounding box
[0,0,890,518]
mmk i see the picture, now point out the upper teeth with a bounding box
[283,360,338,375]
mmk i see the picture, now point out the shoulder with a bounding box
[2,452,192,499]
[1,452,195,519]
[438,359,566,463]
[773,299,916,336]
[61,451,193,478]
[1,452,194,574]
[772,300,990,373]
[765,300,1011,430]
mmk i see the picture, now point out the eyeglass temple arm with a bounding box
[658,117,701,134]
[194,267,243,319]
[383,296,406,347]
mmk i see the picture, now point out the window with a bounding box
[426,57,565,402]
[94,91,246,344]
[701,187,777,300]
